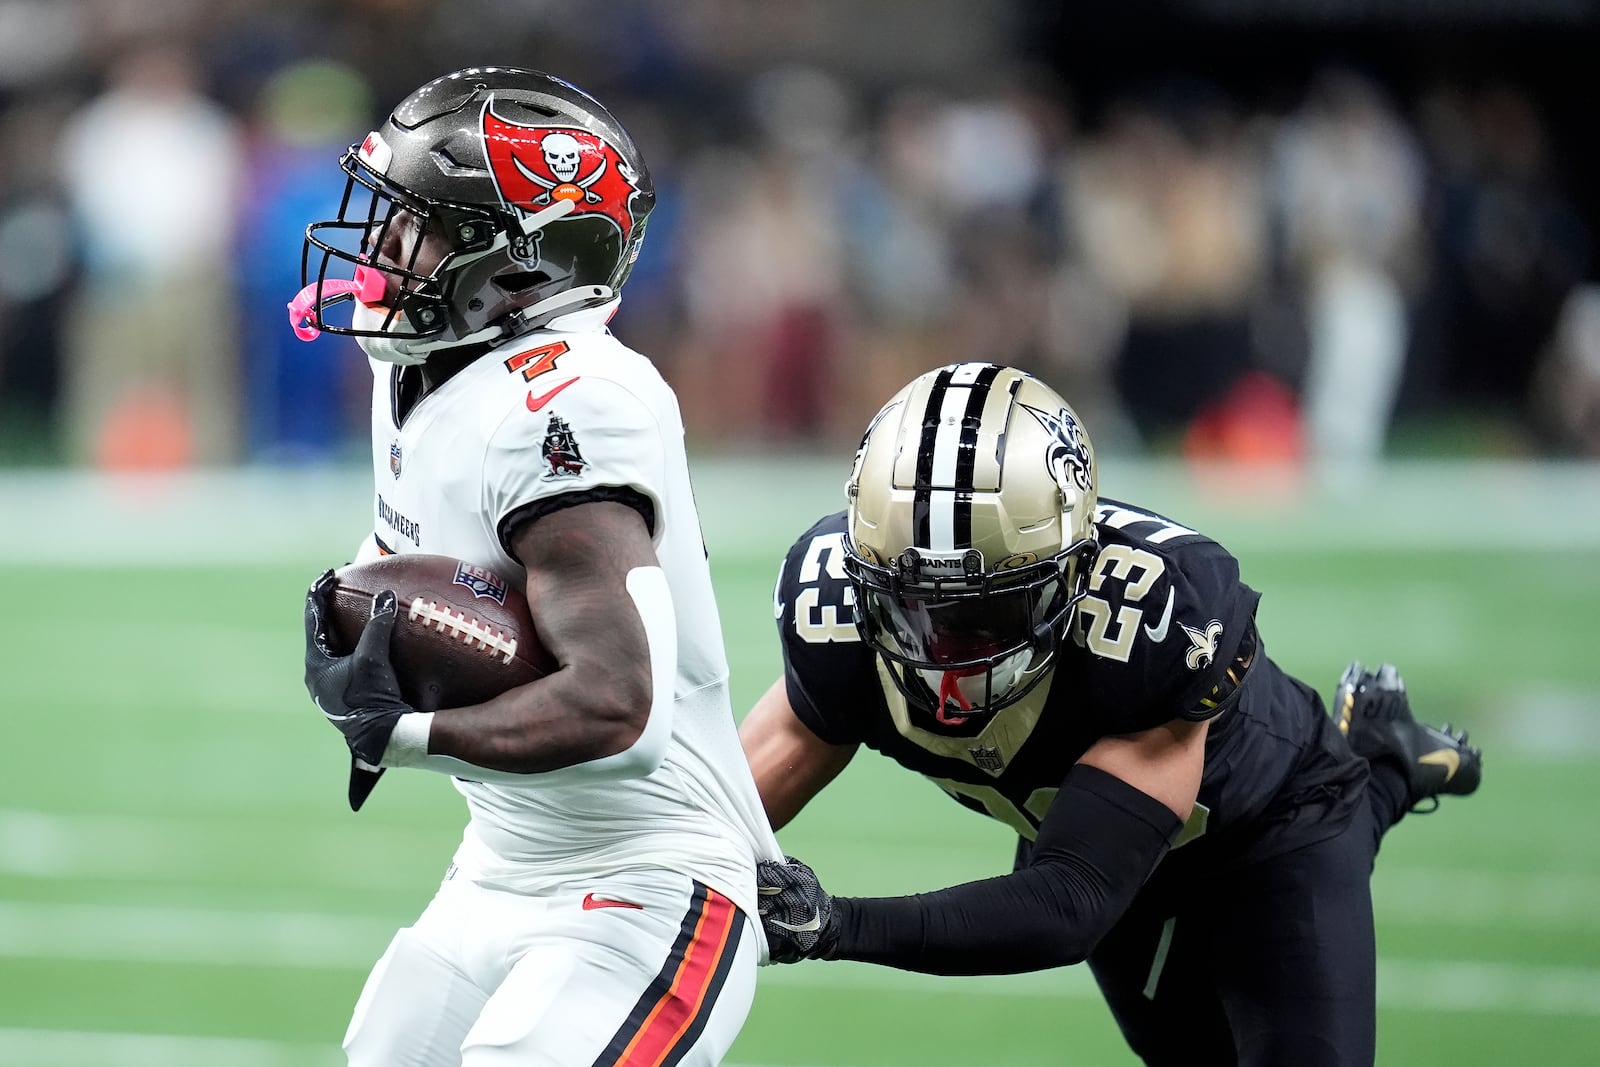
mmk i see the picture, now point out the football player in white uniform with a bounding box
[292,67,781,1067]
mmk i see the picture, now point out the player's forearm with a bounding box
[395,720,667,784]
[386,567,676,782]
[829,765,1182,974]
[740,678,858,830]
[402,676,658,776]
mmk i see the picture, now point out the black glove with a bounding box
[303,570,414,809]
[756,855,841,963]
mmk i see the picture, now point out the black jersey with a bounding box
[775,500,1366,861]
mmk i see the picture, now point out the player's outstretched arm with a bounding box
[740,677,858,831]
[759,719,1205,974]
[381,499,676,781]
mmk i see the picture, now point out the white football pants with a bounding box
[343,869,759,1066]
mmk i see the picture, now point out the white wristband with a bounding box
[381,711,435,768]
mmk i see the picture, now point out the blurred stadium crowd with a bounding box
[1,0,1598,470]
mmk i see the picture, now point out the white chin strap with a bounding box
[351,286,615,366]
[352,199,614,366]
[352,303,446,365]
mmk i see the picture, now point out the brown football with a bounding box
[324,554,553,711]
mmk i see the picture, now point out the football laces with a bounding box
[406,598,520,665]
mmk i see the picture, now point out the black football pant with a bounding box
[1081,792,1391,1067]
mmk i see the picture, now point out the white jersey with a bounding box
[361,305,780,921]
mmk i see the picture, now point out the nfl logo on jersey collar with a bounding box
[389,441,403,479]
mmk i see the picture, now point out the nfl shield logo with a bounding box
[970,745,1006,773]
[453,562,509,604]
[389,441,403,479]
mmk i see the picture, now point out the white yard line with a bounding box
[756,958,1600,1018]
[0,460,1597,565]
[0,1030,819,1067]
[1374,867,1600,929]
[0,1029,343,1067]
[1,898,1599,1018]
[7,807,1597,929]
[0,900,393,968]
[0,809,442,887]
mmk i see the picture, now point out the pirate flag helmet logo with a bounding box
[482,107,645,251]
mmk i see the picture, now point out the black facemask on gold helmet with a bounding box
[844,363,1100,724]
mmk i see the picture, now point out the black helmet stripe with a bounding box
[913,362,1000,551]
[952,363,1002,547]
[912,365,954,549]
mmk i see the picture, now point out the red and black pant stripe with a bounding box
[590,881,744,1067]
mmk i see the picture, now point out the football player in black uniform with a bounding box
[741,362,1481,1066]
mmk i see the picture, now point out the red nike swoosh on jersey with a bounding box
[526,377,579,411]
[582,892,644,911]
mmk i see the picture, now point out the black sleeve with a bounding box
[1081,534,1262,735]
[1165,543,1260,722]
[1179,616,1259,723]
[775,511,879,746]
[829,764,1184,975]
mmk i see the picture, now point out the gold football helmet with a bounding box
[844,363,1099,723]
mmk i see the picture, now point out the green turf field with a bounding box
[2,463,1598,1065]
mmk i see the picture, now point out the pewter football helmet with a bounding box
[291,66,654,362]
[844,363,1099,723]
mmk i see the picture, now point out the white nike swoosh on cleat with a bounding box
[1419,748,1461,782]
[1143,588,1175,643]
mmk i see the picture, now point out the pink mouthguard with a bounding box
[288,265,387,340]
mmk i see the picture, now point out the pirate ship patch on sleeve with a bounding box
[541,414,586,478]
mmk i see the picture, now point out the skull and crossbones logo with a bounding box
[482,109,643,241]
[513,131,607,205]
